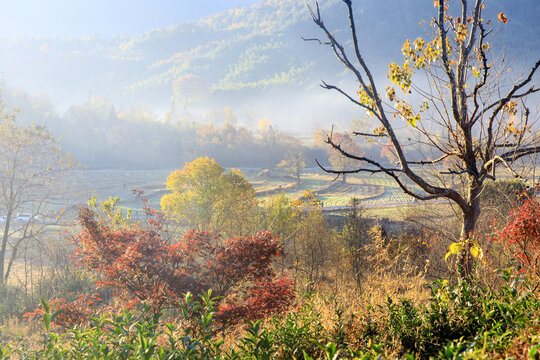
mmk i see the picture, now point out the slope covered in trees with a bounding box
[0,0,537,111]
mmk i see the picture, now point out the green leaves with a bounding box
[6,277,540,359]
[39,298,63,332]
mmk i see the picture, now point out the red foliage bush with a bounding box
[31,206,295,325]
[24,293,102,328]
[496,197,540,277]
[217,276,295,324]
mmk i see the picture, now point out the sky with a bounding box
[0,0,262,37]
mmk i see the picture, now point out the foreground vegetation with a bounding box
[0,179,538,359]
[1,271,539,359]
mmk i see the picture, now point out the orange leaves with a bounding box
[394,101,420,127]
[292,189,323,210]
[455,24,468,43]
[497,12,508,24]
[504,101,518,116]
[356,85,378,116]
[393,37,440,89]
[51,206,294,325]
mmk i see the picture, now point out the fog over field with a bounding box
[1,0,538,133]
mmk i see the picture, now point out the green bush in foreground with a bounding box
[1,271,539,359]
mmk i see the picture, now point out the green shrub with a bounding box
[2,272,539,359]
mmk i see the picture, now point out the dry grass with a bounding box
[0,317,42,351]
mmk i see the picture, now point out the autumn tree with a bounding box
[336,198,370,286]
[307,0,539,277]
[29,200,295,326]
[0,106,77,285]
[160,157,257,236]
[277,148,306,184]
[259,193,297,243]
[290,190,334,285]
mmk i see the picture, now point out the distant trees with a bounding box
[0,106,77,285]
[308,0,539,277]
[4,85,320,170]
[277,149,306,184]
[160,157,257,236]
[172,74,211,110]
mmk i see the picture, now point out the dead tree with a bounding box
[307,0,539,277]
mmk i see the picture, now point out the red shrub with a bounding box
[217,276,295,324]
[24,293,102,328]
[496,198,540,277]
[36,206,295,325]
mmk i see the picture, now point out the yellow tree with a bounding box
[307,0,539,277]
[160,157,257,236]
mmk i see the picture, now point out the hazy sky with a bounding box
[0,0,261,37]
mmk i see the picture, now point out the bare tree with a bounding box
[326,131,363,184]
[277,148,306,184]
[307,0,539,277]
[0,106,77,285]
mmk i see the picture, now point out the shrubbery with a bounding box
[24,200,295,327]
[2,176,539,359]
[3,272,539,359]
[495,197,540,279]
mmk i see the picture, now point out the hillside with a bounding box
[0,0,537,115]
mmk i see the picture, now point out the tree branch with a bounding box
[320,81,380,118]
[352,131,387,138]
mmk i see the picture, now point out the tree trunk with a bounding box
[0,210,12,285]
[458,195,481,279]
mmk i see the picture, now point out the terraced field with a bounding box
[248,171,419,207]
[72,168,422,213]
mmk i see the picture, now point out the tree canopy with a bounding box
[160,157,257,236]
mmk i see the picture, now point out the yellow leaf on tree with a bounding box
[445,241,463,262]
[471,245,483,259]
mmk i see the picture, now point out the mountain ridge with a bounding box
[0,0,537,113]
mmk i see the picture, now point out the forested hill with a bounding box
[0,0,537,110]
